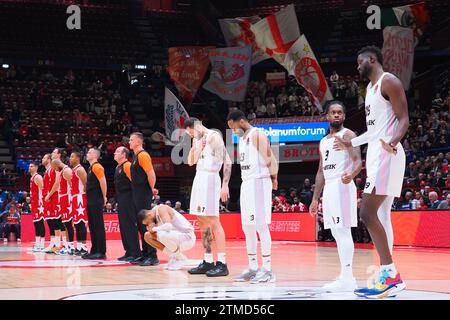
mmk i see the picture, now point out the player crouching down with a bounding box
[138,204,196,270]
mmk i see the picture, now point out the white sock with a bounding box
[50,236,55,247]
[331,227,355,280]
[248,254,258,271]
[77,242,82,250]
[377,196,394,255]
[242,224,258,270]
[35,237,40,246]
[62,235,67,246]
[40,238,45,248]
[55,236,61,248]
[204,253,214,263]
[81,243,88,250]
[256,224,272,271]
[217,252,226,264]
[381,263,397,278]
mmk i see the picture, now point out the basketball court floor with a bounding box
[0,240,449,300]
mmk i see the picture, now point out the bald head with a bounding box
[114,146,130,164]
[51,159,64,171]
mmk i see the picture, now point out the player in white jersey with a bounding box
[227,110,278,284]
[310,101,362,292]
[183,118,232,277]
[138,204,196,270]
[335,46,409,298]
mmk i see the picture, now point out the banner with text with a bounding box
[232,122,329,144]
[167,46,213,103]
[382,26,415,90]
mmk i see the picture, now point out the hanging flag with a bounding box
[282,35,332,112]
[203,46,252,102]
[219,16,270,65]
[167,46,213,104]
[164,87,190,142]
[251,4,300,64]
[381,2,429,40]
[382,26,415,90]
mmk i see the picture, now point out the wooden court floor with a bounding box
[0,240,449,300]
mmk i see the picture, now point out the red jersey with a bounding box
[44,167,58,202]
[71,164,85,195]
[59,165,71,195]
[30,173,43,207]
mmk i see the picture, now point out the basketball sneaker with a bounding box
[188,260,215,275]
[360,271,406,299]
[43,245,56,254]
[234,269,258,282]
[250,268,275,284]
[322,277,358,293]
[167,254,188,271]
[206,261,229,277]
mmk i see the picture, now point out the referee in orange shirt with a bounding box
[113,146,140,261]
[128,132,159,266]
[83,147,107,260]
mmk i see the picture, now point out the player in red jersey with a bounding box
[29,161,45,252]
[51,159,74,255]
[42,153,62,253]
[69,151,89,256]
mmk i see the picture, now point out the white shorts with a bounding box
[189,171,221,217]
[365,140,405,197]
[157,230,196,252]
[323,178,357,230]
[240,177,272,226]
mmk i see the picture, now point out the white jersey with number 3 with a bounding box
[238,127,270,181]
[319,128,352,181]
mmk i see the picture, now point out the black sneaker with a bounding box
[130,256,145,265]
[79,248,89,257]
[117,255,128,261]
[138,257,160,266]
[188,260,215,275]
[206,262,229,277]
[73,249,81,256]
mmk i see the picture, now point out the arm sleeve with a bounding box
[123,162,132,181]
[92,164,105,180]
[351,131,371,147]
[138,152,154,172]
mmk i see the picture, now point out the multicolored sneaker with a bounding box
[357,270,406,299]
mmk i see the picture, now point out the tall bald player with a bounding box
[51,159,74,255]
[227,110,278,283]
[29,162,45,252]
[310,101,361,292]
[129,132,159,266]
[69,151,89,256]
[184,118,231,277]
[335,46,409,298]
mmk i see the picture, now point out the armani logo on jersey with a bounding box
[241,165,251,170]
[323,164,336,170]
[367,119,376,126]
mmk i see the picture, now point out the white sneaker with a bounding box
[167,254,188,271]
[165,255,176,270]
[43,245,55,253]
[17,239,21,243]
[31,245,41,252]
[234,269,258,282]
[322,277,358,293]
[250,268,276,284]
[3,238,7,243]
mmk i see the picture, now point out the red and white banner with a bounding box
[251,4,300,64]
[282,35,333,112]
[381,26,415,90]
[164,87,189,141]
[167,46,213,103]
[266,72,286,87]
[219,16,269,65]
[275,143,320,163]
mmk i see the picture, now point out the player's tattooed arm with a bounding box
[202,228,213,253]
[344,130,362,180]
